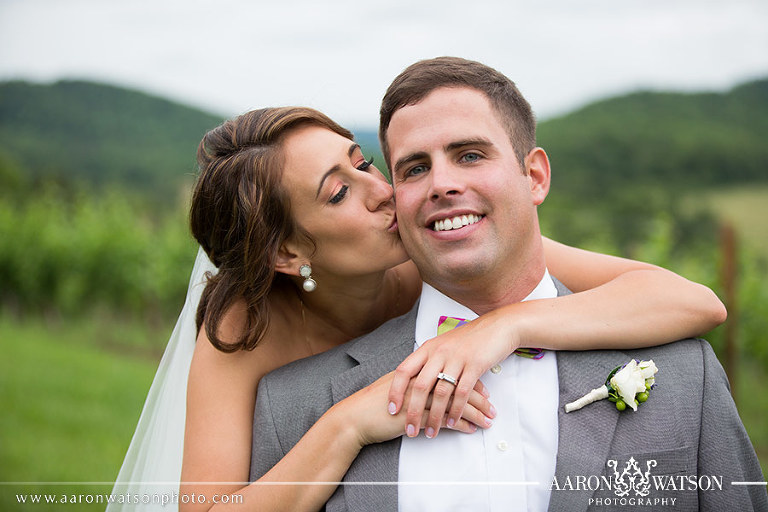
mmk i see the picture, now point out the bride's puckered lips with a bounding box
[387,213,399,233]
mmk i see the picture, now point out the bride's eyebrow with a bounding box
[314,143,361,199]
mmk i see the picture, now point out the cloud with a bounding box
[1,0,766,127]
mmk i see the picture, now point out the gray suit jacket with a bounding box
[251,281,767,511]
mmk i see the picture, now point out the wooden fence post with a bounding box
[720,222,738,403]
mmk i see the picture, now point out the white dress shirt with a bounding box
[398,271,559,512]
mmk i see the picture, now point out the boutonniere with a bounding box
[565,359,658,413]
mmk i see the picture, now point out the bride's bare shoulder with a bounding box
[191,293,305,387]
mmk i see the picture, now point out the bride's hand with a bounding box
[387,308,520,439]
[335,371,495,449]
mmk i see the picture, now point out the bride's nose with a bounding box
[364,173,395,211]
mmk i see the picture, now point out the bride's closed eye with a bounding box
[356,156,374,172]
[329,185,349,205]
[329,156,373,204]
[328,154,374,205]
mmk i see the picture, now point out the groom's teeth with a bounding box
[432,214,483,231]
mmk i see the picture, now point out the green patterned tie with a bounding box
[437,315,545,359]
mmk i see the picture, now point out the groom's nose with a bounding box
[428,158,466,201]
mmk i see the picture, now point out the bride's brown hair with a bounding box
[190,107,354,352]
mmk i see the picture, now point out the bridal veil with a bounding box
[108,247,216,511]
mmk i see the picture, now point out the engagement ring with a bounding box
[436,372,458,386]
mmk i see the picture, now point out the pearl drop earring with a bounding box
[299,264,317,292]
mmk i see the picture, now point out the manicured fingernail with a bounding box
[469,424,477,432]
[485,417,493,427]
[388,402,397,415]
[447,418,456,428]
[489,405,497,418]
[406,424,416,437]
[426,427,435,438]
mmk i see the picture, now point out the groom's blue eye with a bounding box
[405,165,428,178]
[459,152,481,163]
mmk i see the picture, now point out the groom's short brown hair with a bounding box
[379,56,536,170]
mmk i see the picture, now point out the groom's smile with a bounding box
[430,212,485,232]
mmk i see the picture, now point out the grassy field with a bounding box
[1,313,766,510]
[701,182,768,455]
[0,315,160,511]
[686,184,768,259]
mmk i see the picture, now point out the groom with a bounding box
[250,57,766,511]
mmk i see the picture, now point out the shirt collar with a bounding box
[414,269,557,347]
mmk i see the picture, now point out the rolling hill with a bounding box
[0,80,224,198]
[537,79,768,198]
[1,77,766,203]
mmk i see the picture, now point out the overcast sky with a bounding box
[1,0,766,130]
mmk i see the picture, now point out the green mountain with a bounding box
[1,77,766,203]
[537,78,768,199]
[532,78,768,249]
[0,80,224,197]
[0,80,392,196]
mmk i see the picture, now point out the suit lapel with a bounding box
[326,306,418,512]
[548,349,628,512]
[548,277,623,511]
[329,304,418,404]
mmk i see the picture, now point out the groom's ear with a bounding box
[525,147,551,206]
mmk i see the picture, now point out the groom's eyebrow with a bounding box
[316,143,360,198]
[446,138,492,152]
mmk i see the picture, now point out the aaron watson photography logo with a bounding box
[550,456,724,507]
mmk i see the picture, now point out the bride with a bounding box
[109,106,725,511]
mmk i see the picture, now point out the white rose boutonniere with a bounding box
[565,359,658,413]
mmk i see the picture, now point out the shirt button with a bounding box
[497,440,508,451]
[491,364,502,374]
